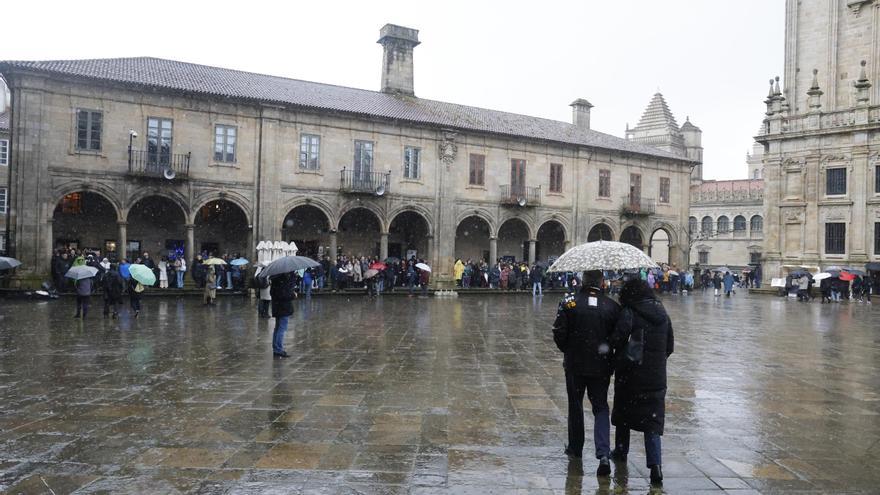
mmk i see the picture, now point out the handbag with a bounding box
[624,325,645,365]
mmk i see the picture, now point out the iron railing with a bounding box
[500,185,541,206]
[128,149,190,179]
[339,169,390,194]
[620,195,655,215]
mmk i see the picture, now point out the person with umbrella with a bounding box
[722,271,735,297]
[609,277,674,487]
[531,262,544,296]
[66,265,98,318]
[204,262,217,305]
[269,271,297,358]
[127,264,155,317]
[102,263,124,318]
[416,261,431,296]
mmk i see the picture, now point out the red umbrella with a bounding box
[839,272,856,281]
[369,262,387,270]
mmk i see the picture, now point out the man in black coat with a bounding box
[270,273,296,358]
[552,270,620,476]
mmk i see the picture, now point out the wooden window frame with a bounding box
[469,154,485,186]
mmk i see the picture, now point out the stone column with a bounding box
[117,221,127,261]
[850,151,869,260]
[380,232,389,260]
[329,230,338,260]
[45,219,54,263]
[564,239,572,251]
[528,239,536,265]
[426,235,434,267]
[489,237,497,265]
[185,224,194,266]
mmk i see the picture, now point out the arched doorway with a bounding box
[588,223,613,242]
[455,216,491,263]
[127,195,187,261]
[536,220,566,262]
[498,218,530,262]
[282,205,332,259]
[388,211,429,261]
[337,208,381,258]
[649,229,670,265]
[194,200,249,258]
[53,191,119,255]
[620,226,644,251]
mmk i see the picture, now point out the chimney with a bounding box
[570,99,593,130]
[378,24,420,96]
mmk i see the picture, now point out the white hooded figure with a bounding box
[272,241,284,262]
[256,241,267,264]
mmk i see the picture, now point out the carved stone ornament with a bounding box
[847,0,875,16]
[783,208,803,223]
[439,132,458,166]
[820,154,850,169]
[782,157,806,170]
[821,206,850,222]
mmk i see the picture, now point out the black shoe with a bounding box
[563,445,581,459]
[596,456,611,476]
[134,310,139,318]
[273,351,290,358]
[610,449,627,462]
[649,465,663,485]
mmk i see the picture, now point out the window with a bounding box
[598,169,611,197]
[717,216,730,233]
[876,223,880,254]
[0,233,5,253]
[689,217,698,234]
[698,251,709,265]
[825,223,846,254]
[701,216,713,234]
[750,215,763,232]
[511,159,526,193]
[750,252,762,264]
[629,173,642,199]
[353,140,373,177]
[469,154,485,186]
[76,109,102,151]
[404,146,421,179]
[147,117,173,166]
[0,139,7,165]
[214,125,236,163]
[826,168,846,195]
[549,163,563,193]
[659,177,670,203]
[299,134,320,170]
[733,215,747,232]
[875,165,879,193]
[60,193,82,214]
[0,187,6,214]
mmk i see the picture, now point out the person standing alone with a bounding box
[270,272,296,358]
[552,270,620,476]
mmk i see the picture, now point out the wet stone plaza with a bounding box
[0,292,879,494]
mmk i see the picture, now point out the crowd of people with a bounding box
[788,271,879,303]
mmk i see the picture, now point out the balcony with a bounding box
[620,195,655,216]
[340,169,390,195]
[500,185,541,207]
[128,149,190,180]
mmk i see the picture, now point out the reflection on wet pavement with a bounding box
[0,293,878,493]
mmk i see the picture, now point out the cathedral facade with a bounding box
[758,0,880,280]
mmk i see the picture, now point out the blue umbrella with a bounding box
[231,258,249,266]
[119,263,131,279]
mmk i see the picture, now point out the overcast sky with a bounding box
[4,0,783,180]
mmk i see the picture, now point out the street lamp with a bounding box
[128,129,138,152]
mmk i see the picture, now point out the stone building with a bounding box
[757,0,880,280]
[0,24,697,287]
[1,80,9,254]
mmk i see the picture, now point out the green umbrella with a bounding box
[129,264,156,286]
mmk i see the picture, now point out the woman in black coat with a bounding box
[269,273,296,358]
[610,279,674,486]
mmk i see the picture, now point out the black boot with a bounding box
[649,465,663,485]
[596,456,611,476]
[610,449,627,462]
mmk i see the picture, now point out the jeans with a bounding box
[614,428,662,467]
[377,279,384,292]
[227,272,233,289]
[273,315,289,354]
[565,372,610,459]
[532,281,542,296]
[177,271,185,288]
[304,283,312,297]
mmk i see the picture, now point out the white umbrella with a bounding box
[416,263,432,272]
[65,265,99,280]
[548,241,658,272]
[667,270,679,276]
[814,272,833,281]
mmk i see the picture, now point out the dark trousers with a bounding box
[75,295,90,317]
[565,372,610,459]
[103,297,120,316]
[130,295,141,311]
[258,300,271,317]
[615,428,661,467]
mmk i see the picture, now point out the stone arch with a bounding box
[620,224,647,251]
[192,199,251,259]
[497,213,536,240]
[337,200,387,233]
[124,188,189,222]
[688,216,699,235]
[190,191,253,225]
[126,194,189,261]
[701,215,714,234]
[455,208,498,238]
[337,206,383,258]
[587,219,617,242]
[536,219,567,260]
[388,209,432,260]
[497,217,531,261]
[750,214,763,232]
[717,215,730,233]
[455,215,493,263]
[387,203,435,237]
[282,204,333,259]
[281,197,337,233]
[52,183,123,221]
[52,190,121,254]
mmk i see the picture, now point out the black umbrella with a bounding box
[257,256,319,280]
[867,262,880,272]
[789,270,813,278]
[0,257,22,271]
[843,268,867,276]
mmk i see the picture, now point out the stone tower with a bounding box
[681,117,703,183]
[626,93,687,156]
[378,24,420,96]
